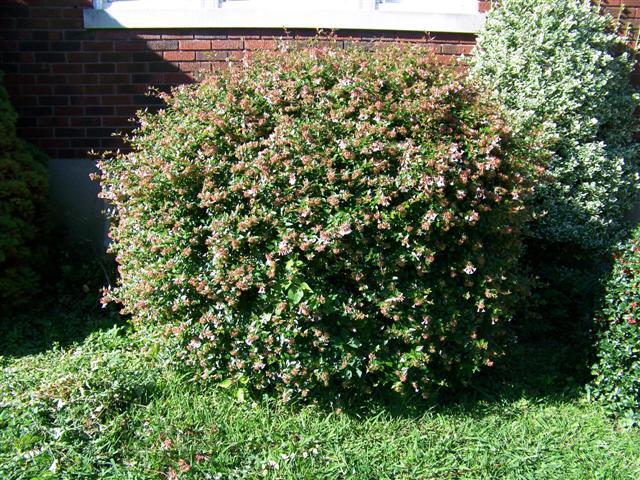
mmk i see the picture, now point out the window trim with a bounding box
[84,1,485,33]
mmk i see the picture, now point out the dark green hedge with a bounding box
[592,226,640,427]
[0,72,49,310]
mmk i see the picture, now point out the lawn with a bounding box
[1,311,639,479]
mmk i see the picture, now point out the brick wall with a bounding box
[1,0,637,244]
[603,0,640,23]
[0,0,483,159]
[1,1,638,159]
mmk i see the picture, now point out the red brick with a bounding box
[103,116,132,127]
[244,39,277,50]
[38,116,69,127]
[117,63,148,74]
[66,74,99,85]
[101,52,133,62]
[85,85,115,95]
[178,62,212,73]
[70,95,99,106]
[67,52,99,62]
[210,39,244,50]
[17,18,49,29]
[71,117,101,127]
[196,51,228,61]
[95,30,136,40]
[163,51,196,61]
[179,40,212,50]
[48,18,82,29]
[163,73,195,84]
[83,41,114,51]
[147,40,179,51]
[116,41,147,51]
[21,85,53,95]
[39,139,69,149]
[52,64,84,74]
[31,7,63,18]
[227,50,245,61]
[11,0,637,160]
[98,74,130,84]
[101,95,132,105]
[62,8,83,19]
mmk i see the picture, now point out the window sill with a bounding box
[83,8,485,33]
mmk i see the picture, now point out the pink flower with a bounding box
[178,459,191,473]
[338,223,352,236]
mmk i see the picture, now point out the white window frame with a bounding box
[85,0,485,33]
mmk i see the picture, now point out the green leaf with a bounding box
[236,387,246,403]
[288,288,305,305]
[219,378,234,389]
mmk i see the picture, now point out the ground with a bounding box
[1,305,639,480]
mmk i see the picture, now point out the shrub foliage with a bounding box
[592,226,640,427]
[471,0,640,250]
[0,72,48,309]
[100,45,540,401]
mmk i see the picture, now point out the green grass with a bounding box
[1,320,639,479]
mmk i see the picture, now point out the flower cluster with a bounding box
[99,44,540,401]
[592,225,640,427]
[472,0,640,251]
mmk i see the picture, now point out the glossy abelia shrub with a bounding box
[472,0,640,251]
[592,226,640,427]
[99,44,540,401]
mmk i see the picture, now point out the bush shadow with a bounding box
[0,242,126,358]
[336,237,626,421]
[333,337,593,421]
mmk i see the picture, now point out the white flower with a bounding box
[278,240,292,255]
[371,141,384,152]
[463,262,477,275]
[466,211,479,223]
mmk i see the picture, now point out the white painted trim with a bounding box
[83,8,485,33]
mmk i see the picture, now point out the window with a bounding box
[86,0,484,32]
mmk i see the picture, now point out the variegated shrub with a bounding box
[472,0,640,251]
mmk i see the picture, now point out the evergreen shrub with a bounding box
[99,44,541,401]
[0,72,48,310]
[592,226,640,427]
[472,0,640,251]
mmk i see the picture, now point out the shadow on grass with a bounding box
[0,306,126,358]
[0,248,125,358]
[336,240,616,419]
[330,334,593,422]
[0,240,615,420]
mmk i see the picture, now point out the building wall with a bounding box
[3,1,638,158]
[0,0,638,241]
[0,0,494,159]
